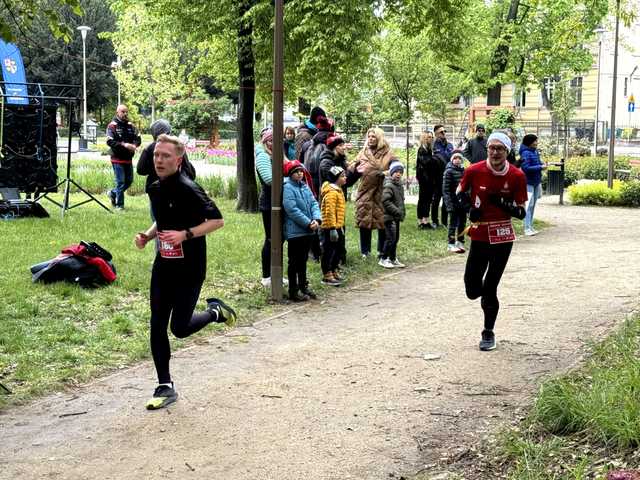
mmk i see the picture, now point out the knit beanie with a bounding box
[327,165,345,183]
[487,132,512,151]
[150,119,172,140]
[522,134,538,147]
[389,161,404,176]
[326,134,345,150]
[451,149,465,162]
[310,106,326,124]
[260,127,273,144]
[284,160,304,177]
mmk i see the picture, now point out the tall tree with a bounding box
[19,0,117,114]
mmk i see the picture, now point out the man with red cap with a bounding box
[457,131,527,351]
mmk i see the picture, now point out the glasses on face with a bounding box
[488,145,506,152]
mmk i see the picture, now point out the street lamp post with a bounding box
[608,0,621,189]
[593,27,606,154]
[77,26,91,149]
[110,56,122,105]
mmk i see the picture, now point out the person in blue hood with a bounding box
[519,134,547,236]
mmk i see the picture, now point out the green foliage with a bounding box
[485,108,516,133]
[568,180,627,206]
[0,0,83,43]
[620,180,640,207]
[165,93,233,138]
[533,316,640,448]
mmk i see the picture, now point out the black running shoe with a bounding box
[206,298,238,327]
[108,190,116,207]
[300,287,317,299]
[289,291,310,302]
[145,384,178,410]
[479,329,496,351]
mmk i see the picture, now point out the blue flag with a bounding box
[0,40,28,105]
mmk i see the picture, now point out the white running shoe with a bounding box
[447,244,460,253]
[261,277,288,287]
[524,229,537,236]
[455,241,466,252]
[378,258,394,269]
[391,259,406,268]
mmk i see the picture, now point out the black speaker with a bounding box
[0,104,58,193]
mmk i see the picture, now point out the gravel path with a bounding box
[1,197,639,480]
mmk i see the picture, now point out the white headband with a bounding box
[487,132,512,151]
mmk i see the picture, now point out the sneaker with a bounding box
[455,241,466,252]
[300,287,317,299]
[145,383,178,410]
[431,222,439,229]
[114,206,125,211]
[447,243,458,253]
[378,258,394,269]
[260,277,271,288]
[479,329,496,351]
[524,229,537,236]
[289,291,310,302]
[206,298,238,327]
[391,259,406,268]
[332,270,344,282]
[322,274,342,286]
[107,190,116,207]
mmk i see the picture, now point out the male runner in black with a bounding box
[135,134,237,409]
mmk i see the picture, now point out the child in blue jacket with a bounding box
[519,134,547,236]
[283,160,322,301]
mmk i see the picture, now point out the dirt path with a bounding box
[2,197,639,480]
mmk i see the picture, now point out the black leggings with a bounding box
[149,265,212,384]
[421,180,448,225]
[287,235,312,294]
[261,210,271,278]
[464,241,513,331]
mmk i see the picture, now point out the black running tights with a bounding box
[149,267,212,384]
[463,241,513,331]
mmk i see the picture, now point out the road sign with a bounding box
[628,102,635,113]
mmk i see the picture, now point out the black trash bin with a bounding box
[547,169,564,195]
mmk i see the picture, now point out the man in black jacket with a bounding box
[463,124,487,164]
[106,105,141,210]
[135,134,237,410]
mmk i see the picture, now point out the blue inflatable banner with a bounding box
[0,40,28,105]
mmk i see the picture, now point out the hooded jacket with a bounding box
[318,148,360,199]
[382,177,406,223]
[442,160,465,211]
[320,181,346,229]
[283,176,321,240]
[519,144,543,186]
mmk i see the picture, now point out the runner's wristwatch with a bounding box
[185,228,194,240]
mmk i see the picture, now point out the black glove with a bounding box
[469,208,482,223]
[329,229,339,242]
[456,191,471,212]
[489,194,526,220]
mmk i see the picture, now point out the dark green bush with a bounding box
[620,180,640,207]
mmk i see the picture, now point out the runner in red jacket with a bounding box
[457,132,528,351]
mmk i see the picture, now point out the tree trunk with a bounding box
[209,116,220,147]
[490,0,520,77]
[235,0,258,212]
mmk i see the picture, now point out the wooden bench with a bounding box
[614,158,640,180]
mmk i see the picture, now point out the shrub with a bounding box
[568,181,625,206]
[620,180,640,207]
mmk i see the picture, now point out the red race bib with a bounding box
[158,240,184,259]
[487,220,516,244]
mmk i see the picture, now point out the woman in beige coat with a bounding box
[354,127,396,257]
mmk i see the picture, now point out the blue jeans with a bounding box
[524,183,542,231]
[111,163,133,208]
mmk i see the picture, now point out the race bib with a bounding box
[158,240,184,259]
[488,220,516,244]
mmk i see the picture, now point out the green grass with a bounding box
[492,313,640,480]
[0,191,455,409]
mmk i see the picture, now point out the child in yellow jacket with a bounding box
[320,166,347,285]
